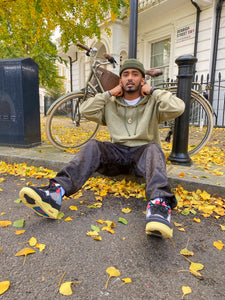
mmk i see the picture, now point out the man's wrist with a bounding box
[107,91,112,97]
[150,87,158,95]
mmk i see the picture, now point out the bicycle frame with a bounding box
[46,60,110,117]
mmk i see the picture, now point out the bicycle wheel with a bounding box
[161,88,214,156]
[46,92,99,150]
[188,91,214,156]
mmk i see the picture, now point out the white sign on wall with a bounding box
[176,24,195,43]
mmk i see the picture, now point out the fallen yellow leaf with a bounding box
[182,286,192,298]
[102,227,115,234]
[15,230,26,235]
[189,262,204,272]
[180,248,194,256]
[0,281,10,295]
[200,190,211,201]
[64,217,73,222]
[100,190,108,196]
[179,172,185,178]
[121,208,132,213]
[121,278,132,285]
[72,191,83,199]
[0,220,12,227]
[193,218,201,223]
[213,240,224,250]
[15,247,36,265]
[104,220,115,228]
[29,237,37,247]
[59,281,81,295]
[105,267,121,289]
[174,222,183,227]
[220,225,225,231]
[93,236,102,241]
[36,243,46,252]
[59,282,73,296]
[93,202,102,208]
[86,231,99,236]
[69,206,78,211]
[178,228,185,232]
[96,219,104,224]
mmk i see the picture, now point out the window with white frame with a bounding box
[150,38,171,86]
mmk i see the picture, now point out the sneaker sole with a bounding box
[146,221,173,239]
[19,187,59,219]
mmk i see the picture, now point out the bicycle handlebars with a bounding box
[77,42,90,52]
[77,42,163,77]
[145,69,163,77]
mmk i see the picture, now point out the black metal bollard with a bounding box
[168,55,198,165]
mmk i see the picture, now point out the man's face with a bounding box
[120,68,145,93]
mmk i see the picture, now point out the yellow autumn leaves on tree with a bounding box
[0,0,128,88]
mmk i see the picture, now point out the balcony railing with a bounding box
[138,0,167,11]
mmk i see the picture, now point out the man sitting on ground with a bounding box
[19,59,185,239]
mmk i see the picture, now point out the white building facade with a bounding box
[64,0,225,126]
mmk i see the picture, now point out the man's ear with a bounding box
[119,78,122,86]
[141,78,146,86]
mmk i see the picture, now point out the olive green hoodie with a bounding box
[80,89,185,147]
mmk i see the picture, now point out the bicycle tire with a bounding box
[46,91,99,150]
[162,88,214,156]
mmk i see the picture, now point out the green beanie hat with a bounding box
[119,58,145,78]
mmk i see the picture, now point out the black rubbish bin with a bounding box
[0,58,41,147]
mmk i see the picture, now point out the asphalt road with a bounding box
[1,174,225,300]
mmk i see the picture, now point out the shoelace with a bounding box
[150,201,169,218]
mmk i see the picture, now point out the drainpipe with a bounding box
[191,1,201,80]
[68,56,73,92]
[209,0,224,104]
[68,52,78,92]
[128,0,138,58]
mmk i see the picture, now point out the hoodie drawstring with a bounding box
[124,106,139,136]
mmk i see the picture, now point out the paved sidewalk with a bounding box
[0,143,225,197]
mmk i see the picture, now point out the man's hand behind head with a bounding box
[109,84,124,97]
[141,83,151,97]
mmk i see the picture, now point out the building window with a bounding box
[151,38,171,85]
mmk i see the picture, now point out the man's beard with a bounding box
[122,81,142,93]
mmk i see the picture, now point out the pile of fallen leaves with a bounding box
[174,185,225,218]
[1,161,225,220]
[0,161,57,178]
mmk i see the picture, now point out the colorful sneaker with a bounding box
[145,198,173,239]
[19,182,63,219]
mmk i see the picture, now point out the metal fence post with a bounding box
[168,55,198,165]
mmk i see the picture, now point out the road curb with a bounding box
[1,153,225,198]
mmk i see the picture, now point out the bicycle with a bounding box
[45,43,214,156]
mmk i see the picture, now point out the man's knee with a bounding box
[85,139,99,150]
[77,139,102,159]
